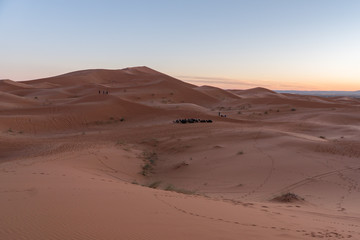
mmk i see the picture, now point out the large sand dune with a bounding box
[1,67,360,239]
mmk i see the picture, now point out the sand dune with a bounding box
[1,67,360,240]
[0,79,36,91]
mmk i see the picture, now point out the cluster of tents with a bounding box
[173,118,213,124]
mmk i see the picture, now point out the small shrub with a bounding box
[291,108,296,111]
[319,136,326,139]
[148,181,161,189]
[164,184,195,195]
[173,188,195,195]
[165,184,175,191]
[143,151,157,165]
[141,163,152,176]
[120,117,125,122]
[7,128,13,133]
[237,151,244,155]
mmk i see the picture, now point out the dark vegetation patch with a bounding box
[141,151,158,176]
[165,184,196,195]
[148,181,161,189]
[272,192,304,203]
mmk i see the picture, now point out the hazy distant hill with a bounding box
[276,90,360,97]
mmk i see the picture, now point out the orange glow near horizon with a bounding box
[2,67,359,91]
[178,74,360,91]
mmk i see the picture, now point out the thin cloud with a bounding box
[176,75,269,88]
[176,75,321,91]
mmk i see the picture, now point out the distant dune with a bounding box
[1,67,360,240]
[276,89,360,97]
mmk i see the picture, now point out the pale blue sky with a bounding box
[1,0,359,90]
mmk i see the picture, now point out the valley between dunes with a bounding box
[1,67,360,239]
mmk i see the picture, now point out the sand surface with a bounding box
[1,67,360,239]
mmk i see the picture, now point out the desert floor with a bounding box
[1,67,360,239]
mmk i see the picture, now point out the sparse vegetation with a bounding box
[272,192,304,203]
[143,151,157,165]
[164,184,195,195]
[237,151,244,155]
[319,136,326,139]
[165,184,175,191]
[141,163,152,176]
[141,151,158,176]
[291,108,296,111]
[7,128,13,133]
[148,181,161,189]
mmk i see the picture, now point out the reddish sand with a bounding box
[1,66,360,239]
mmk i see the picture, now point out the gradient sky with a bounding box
[0,0,359,90]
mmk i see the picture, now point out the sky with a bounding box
[0,0,359,90]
